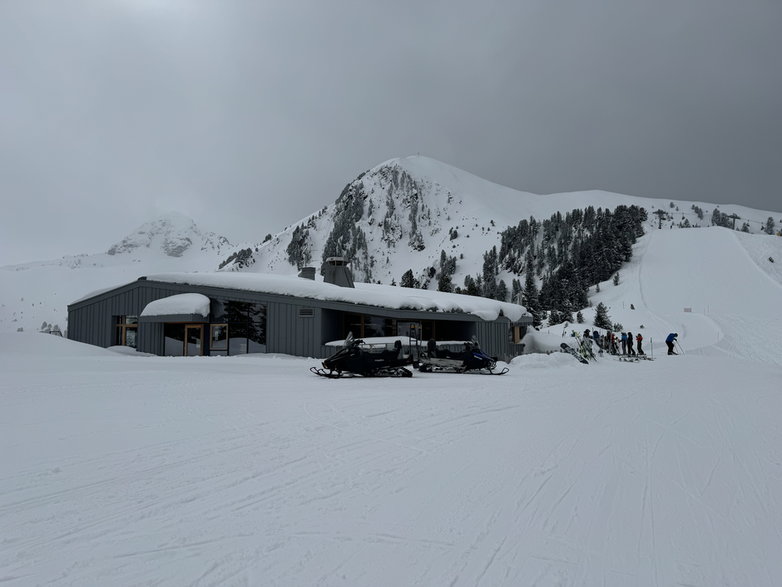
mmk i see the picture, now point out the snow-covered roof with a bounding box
[143,272,528,322]
[140,293,210,318]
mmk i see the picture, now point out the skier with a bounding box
[620,332,628,355]
[665,332,678,355]
[626,331,636,356]
[636,332,644,355]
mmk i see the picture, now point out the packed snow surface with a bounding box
[2,227,782,586]
[140,293,211,318]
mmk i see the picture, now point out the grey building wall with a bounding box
[68,278,531,360]
[69,281,187,350]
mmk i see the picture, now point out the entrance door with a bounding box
[185,325,203,356]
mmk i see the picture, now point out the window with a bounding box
[115,316,138,348]
[210,300,266,355]
[164,324,185,356]
[163,324,204,356]
[341,313,393,339]
[210,324,228,355]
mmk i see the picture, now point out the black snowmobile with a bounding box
[417,338,508,375]
[310,333,414,378]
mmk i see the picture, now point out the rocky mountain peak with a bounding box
[107,212,231,258]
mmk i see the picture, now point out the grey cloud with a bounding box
[1,0,780,264]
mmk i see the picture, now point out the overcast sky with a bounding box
[1,0,780,265]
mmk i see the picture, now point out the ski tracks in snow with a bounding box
[2,353,782,585]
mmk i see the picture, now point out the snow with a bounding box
[139,293,211,318]
[0,213,231,334]
[2,226,782,585]
[144,272,528,322]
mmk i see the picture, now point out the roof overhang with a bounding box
[139,293,210,323]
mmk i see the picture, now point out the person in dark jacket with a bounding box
[665,332,678,355]
[636,332,644,355]
[627,331,636,356]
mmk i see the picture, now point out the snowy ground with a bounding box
[2,227,782,586]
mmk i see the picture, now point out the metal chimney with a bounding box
[298,266,316,280]
[321,257,355,288]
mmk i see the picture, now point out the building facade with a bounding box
[68,264,531,360]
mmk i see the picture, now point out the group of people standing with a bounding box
[577,329,680,356]
[581,328,644,356]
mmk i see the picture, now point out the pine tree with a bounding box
[496,279,508,302]
[511,278,522,303]
[463,275,480,296]
[594,302,612,330]
[522,272,542,326]
[400,269,416,288]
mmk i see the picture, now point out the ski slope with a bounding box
[580,227,782,366]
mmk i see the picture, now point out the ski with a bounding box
[310,365,412,378]
[561,342,589,364]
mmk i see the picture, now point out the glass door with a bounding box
[185,325,203,356]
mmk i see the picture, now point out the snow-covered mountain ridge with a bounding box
[106,212,232,258]
[223,156,780,292]
[0,212,233,333]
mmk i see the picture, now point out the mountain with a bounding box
[2,157,780,336]
[0,212,233,334]
[105,212,232,258]
[221,156,780,293]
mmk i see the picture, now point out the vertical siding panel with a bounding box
[307,309,315,358]
[304,307,312,358]
[269,302,278,354]
[280,304,287,355]
[297,306,305,357]
[274,303,280,353]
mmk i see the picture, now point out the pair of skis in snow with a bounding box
[561,331,658,365]
[560,342,590,364]
[615,354,655,363]
[560,343,657,365]
[560,332,596,365]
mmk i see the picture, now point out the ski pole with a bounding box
[675,339,685,355]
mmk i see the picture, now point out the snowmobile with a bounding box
[310,333,413,378]
[416,338,508,375]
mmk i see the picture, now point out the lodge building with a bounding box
[67,259,531,360]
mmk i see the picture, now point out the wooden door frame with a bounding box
[184,324,204,356]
